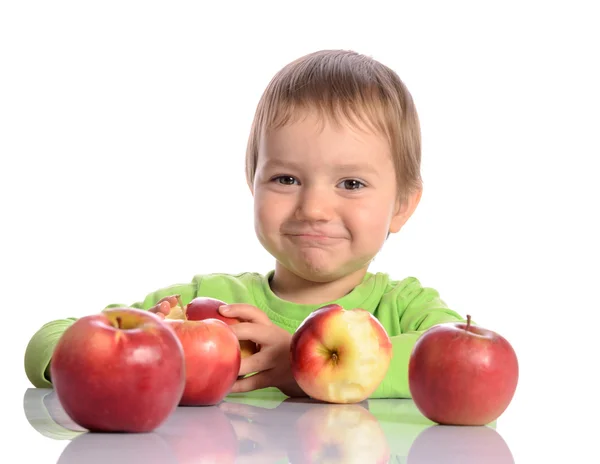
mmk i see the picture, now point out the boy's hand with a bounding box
[148,294,183,319]
[219,304,306,397]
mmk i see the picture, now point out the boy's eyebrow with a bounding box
[333,163,380,176]
[262,159,380,176]
[262,159,302,170]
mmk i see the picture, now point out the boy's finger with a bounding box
[148,300,170,315]
[230,371,272,394]
[219,304,270,324]
[239,349,274,377]
[229,322,275,345]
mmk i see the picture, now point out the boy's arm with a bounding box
[23,281,200,388]
[24,318,78,388]
[371,282,466,399]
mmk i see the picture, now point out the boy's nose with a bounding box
[295,187,334,222]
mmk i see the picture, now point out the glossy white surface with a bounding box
[21,387,517,463]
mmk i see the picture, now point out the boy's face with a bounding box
[252,109,420,283]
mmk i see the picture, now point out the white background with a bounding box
[1,0,598,462]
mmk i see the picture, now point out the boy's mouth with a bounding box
[284,227,346,238]
[287,233,345,243]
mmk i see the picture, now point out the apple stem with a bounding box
[116,316,122,329]
[466,314,471,331]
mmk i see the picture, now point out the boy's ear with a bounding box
[389,188,422,234]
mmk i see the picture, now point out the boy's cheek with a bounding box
[345,204,390,233]
[255,194,293,224]
[254,202,287,248]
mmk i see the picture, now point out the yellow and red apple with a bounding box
[50,307,186,433]
[290,304,393,404]
[408,315,519,426]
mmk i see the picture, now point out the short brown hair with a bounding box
[245,49,422,204]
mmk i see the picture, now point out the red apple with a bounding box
[186,297,259,359]
[152,295,259,359]
[163,318,241,406]
[49,307,186,433]
[287,401,390,464]
[290,304,393,404]
[408,315,519,426]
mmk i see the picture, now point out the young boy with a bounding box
[24,49,465,399]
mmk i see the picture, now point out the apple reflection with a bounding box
[219,397,390,463]
[57,432,177,464]
[286,399,390,464]
[217,398,292,463]
[407,424,515,464]
[158,405,239,463]
[24,387,239,463]
[53,404,239,464]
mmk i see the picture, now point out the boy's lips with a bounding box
[281,224,349,243]
[285,232,347,242]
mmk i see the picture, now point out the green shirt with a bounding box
[23,270,464,398]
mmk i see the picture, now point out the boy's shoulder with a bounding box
[367,273,447,310]
[192,271,267,304]
[194,270,266,286]
[371,272,433,295]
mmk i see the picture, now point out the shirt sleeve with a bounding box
[23,280,200,388]
[370,281,465,398]
[24,318,77,388]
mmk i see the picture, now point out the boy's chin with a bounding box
[277,259,366,284]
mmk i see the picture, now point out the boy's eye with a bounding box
[273,175,299,185]
[338,179,365,190]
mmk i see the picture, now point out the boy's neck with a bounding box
[269,262,368,305]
